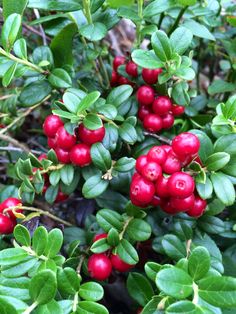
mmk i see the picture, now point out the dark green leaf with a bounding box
[19,81,51,107]
[151,30,172,62]
[80,23,107,41]
[82,174,109,199]
[206,152,230,171]
[211,172,235,206]
[14,225,31,247]
[48,68,72,88]
[188,247,210,281]
[79,282,104,301]
[1,13,21,52]
[91,143,112,171]
[116,239,139,265]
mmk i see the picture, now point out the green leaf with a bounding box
[116,239,139,265]
[126,219,151,241]
[57,267,81,295]
[45,185,59,204]
[151,30,172,62]
[188,247,211,281]
[196,177,213,199]
[49,170,61,186]
[1,13,22,52]
[32,226,48,256]
[113,157,135,172]
[162,235,186,261]
[0,298,18,314]
[60,165,74,185]
[83,113,103,131]
[127,273,154,307]
[107,85,133,107]
[190,130,213,163]
[205,152,230,171]
[208,79,235,95]
[29,270,57,305]
[166,301,201,314]
[76,301,108,314]
[32,46,54,69]
[156,267,193,299]
[91,143,112,172]
[107,228,120,246]
[170,27,193,55]
[172,81,190,106]
[82,174,109,199]
[63,89,86,114]
[14,225,31,247]
[119,122,137,144]
[48,68,72,88]
[183,19,215,41]
[3,0,27,19]
[107,0,134,8]
[13,38,27,59]
[2,62,17,87]
[28,0,81,11]
[0,248,28,266]
[96,209,123,232]
[143,0,174,18]
[2,257,37,278]
[34,300,63,314]
[90,238,111,253]
[79,282,104,301]
[199,276,236,308]
[80,23,107,41]
[131,49,163,69]
[44,228,63,258]
[211,172,235,206]
[145,262,161,282]
[214,134,236,155]
[19,81,51,107]
[77,91,100,115]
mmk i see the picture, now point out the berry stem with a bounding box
[192,282,199,305]
[22,302,38,314]
[72,292,79,312]
[0,133,30,153]
[119,216,133,240]
[143,131,172,145]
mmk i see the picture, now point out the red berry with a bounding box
[171,104,185,116]
[38,154,47,161]
[138,105,151,121]
[118,76,130,85]
[55,147,71,164]
[130,176,155,205]
[152,96,172,115]
[162,151,181,174]
[187,196,207,217]
[47,137,57,149]
[43,115,63,138]
[130,194,146,208]
[168,172,195,198]
[151,195,162,206]
[110,71,119,86]
[111,254,134,272]
[88,253,112,281]
[137,308,143,314]
[55,191,68,203]
[161,201,179,215]
[141,161,162,182]
[162,113,174,129]
[0,214,16,234]
[142,68,162,85]
[162,145,172,154]
[143,114,163,132]
[170,194,195,212]
[55,126,76,150]
[136,86,155,106]
[70,144,91,167]
[77,124,105,145]
[147,146,167,165]
[132,172,142,182]
[194,155,203,166]
[93,233,108,243]
[135,155,148,174]
[1,198,22,220]
[155,176,170,198]
[126,61,138,77]
[113,56,126,71]
[172,133,200,157]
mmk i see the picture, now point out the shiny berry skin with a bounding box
[136,86,155,106]
[168,172,195,198]
[130,176,155,205]
[0,214,16,234]
[110,71,119,86]
[55,191,68,203]
[162,113,174,129]
[172,133,200,157]
[162,152,181,174]
[141,161,162,182]
[162,145,172,154]
[88,253,112,281]
[93,233,108,243]
[161,201,179,215]
[47,137,57,149]
[55,126,76,150]
[130,194,147,208]
[135,155,148,173]
[143,114,163,132]
[171,104,185,116]
[152,96,172,115]
[155,176,169,198]
[118,76,130,85]
[151,195,162,206]
[113,56,126,71]
[43,115,63,138]
[187,196,207,217]
[126,61,138,77]
[55,147,71,164]
[70,143,91,167]
[132,172,142,182]
[38,154,47,161]
[111,254,134,272]
[1,198,22,220]
[77,124,105,145]
[170,194,195,212]
[147,146,167,165]
[142,68,162,85]
[138,105,151,121]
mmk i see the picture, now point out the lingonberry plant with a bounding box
[0,0,236,313]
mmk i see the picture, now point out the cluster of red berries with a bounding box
[88,233,135,281]
[0,198,23,234]
[130,132,207,217]
[43,114,105,166]
[110,56,185,133]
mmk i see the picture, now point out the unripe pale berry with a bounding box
[88,253,112,281]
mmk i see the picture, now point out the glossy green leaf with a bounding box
[19,81,51,107]
[1,13,22,52]
[80,23,107,41]
[211,172,235,206]
[48,68,72,88]
[188,247,211,281]
[79,282,104,301]
[170,27,193,55]
[82,174,109,199]
[116,239,139,265]
[206,152,230,171]
[14,225,31,247]
[151,30,172,62]
[32,226,48,256]
[13,38,27,59]
[44,228,63,258]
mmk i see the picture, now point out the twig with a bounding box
[0,146,42,154]
[143,131,172,145]
[23,23,51,42]
[0,134,30,152]
[0,94,15,101]
[33,9,47,45]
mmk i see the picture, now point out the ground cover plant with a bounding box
[0,0,236,313]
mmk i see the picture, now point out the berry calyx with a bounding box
[43,115,63,138]
[152,96,172,115]
[147,146,167,165]
[141,161,162,182]
[126,61,138,77]
[142,68,162,85]
[113,56,126,71]
[111,254,134,272]
[0,214,16,234]
[168,172,195,198]
[55,147,71,164]
[130,176,155,205]
[55,126,76,150]
[187,196,207,217]
[172,132,200,158]
[136,86,155,106]
[93,233,108,243]
[77,124,105,145]
[70,144,91,167]
[88,253,112,281]
[143,114,163,132]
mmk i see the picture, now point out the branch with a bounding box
[0,134,30,153]
[143,131,172,145]
[33,9,48,45]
